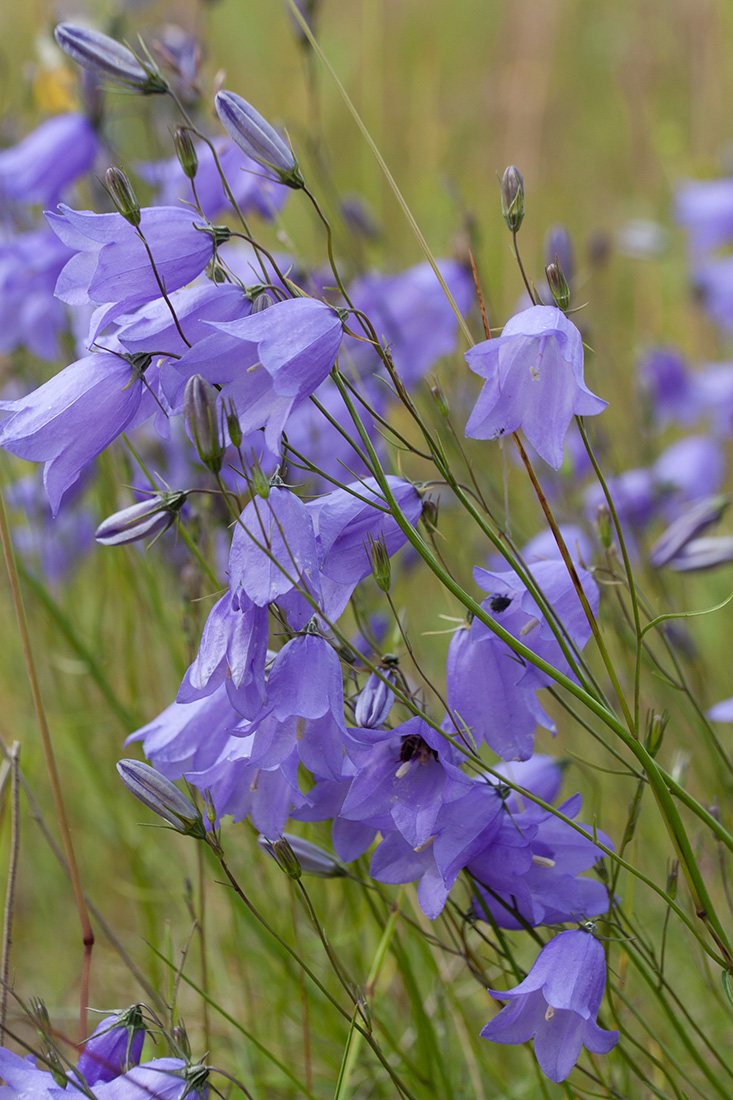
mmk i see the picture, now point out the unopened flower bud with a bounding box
[104,167,141,227]
[184,375,225,474]
[215,90,304,189]
[173,127,198,179]
[354,669,395,729]
[596,503,613,550]
[366,533,391,592]
[259,833,347,877]
[666,859,679,900]
[249,461,270,498]
[95,492,189,546]
[259,835,302,879]
[225,399,242,449]
[421,497,439,534]
[430,379,450,417]
[644,710,668,758]
[251,290,276,313]
[501,166,524,233]
[667,536,733,573]
[545,261,571,311]
[649,495,728,568]
[117,760,207,838]
[544,225,576,284]
[54,23,168,94]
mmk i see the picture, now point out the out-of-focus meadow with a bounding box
[2,1,733,1096]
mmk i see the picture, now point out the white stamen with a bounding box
[544,1004,556,1021]
[520,616,540,636]
[532,854,556,868]
[395,760,412,779]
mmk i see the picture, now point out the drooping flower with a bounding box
[75,1007,146,1086]
[46,204,216,339]
[0,113,99,207]
[0,350,154,515]
[464,305,607,469]
[480,928,618,1082]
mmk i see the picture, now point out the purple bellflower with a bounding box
[75,1007,146,1086]
[47,204,216,340]
[209,296,344,455]
[347,259,474,388]
[0,113,99,208]
[675,176,733,257]
[638,347,701,428]
[93,1057,208,1099]
[0,349,154,515]
[0,229,72,361]
[138,137,289,222]
[481,928,618,1082]
[465,305,607,469]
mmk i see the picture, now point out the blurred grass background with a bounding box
[1,1,733,1096]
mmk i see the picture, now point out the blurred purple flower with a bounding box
[465,306,607,469]
[676,177,733,256]
[138,137,289,222]
[0,350,154,515]
[0,113,98,207]
[481,929,618,1082]
[638,347,701,428]
[0,228,71,361]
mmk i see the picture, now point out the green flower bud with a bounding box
[644,710,668,758]
[366,532,391,592]
[501,165,524,233]
[184,374,225,474]
[104,167,141,227]
[173,127,198,179]
[545,260,571,311]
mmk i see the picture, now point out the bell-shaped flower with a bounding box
[46,204,215,339]
[481,929,618,1082]
[177,590,269,718]
[0,113,99,208]
[228,485,321,607]
[92,1056,208,1099]
[208,296,343,399]
[138,137,289,222]
[0,228,71,362]
[0,350,153,515]
[75,1007,146,1086]
[446,624,555,761]
[309,475,422,588]
[464,305,607,469]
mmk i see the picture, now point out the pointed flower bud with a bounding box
[354,668,395,729]
[215,90,304,188]
[644,710,668,758]
[259,833,347,878]
[117,760,207,838]
[545,261,570,311]
[173,127,198,179]
[649,494,729,568]
[501,166,524,233]
[54,23,168,94]
[258,835,302,879]
[430,379,450,417]
[95,492,189,546]
[596,503,613,550]
[251,290,276,313]
[366,532,391,592]
[225,399,243,449]
[104,167,141,228]
[184,375,225,474]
